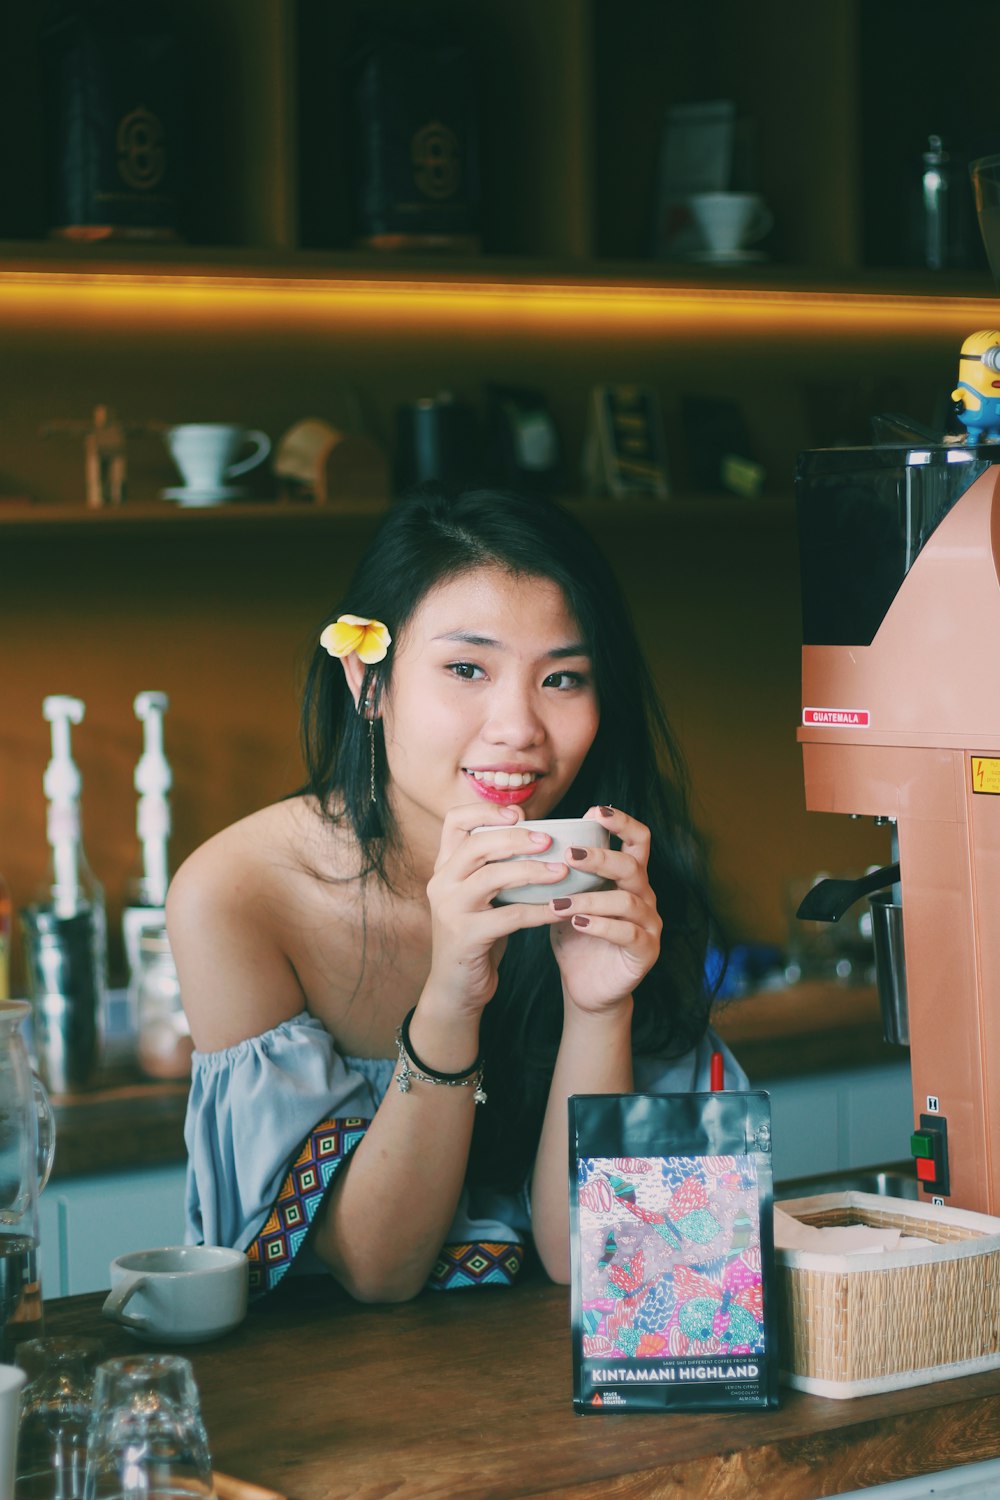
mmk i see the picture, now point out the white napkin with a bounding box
[774,1206,934,1254]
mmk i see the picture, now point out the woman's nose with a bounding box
[483,688,545,747]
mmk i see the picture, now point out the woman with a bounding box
[167,486,745,1304]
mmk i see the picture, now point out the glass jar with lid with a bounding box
[134,927,192,1080]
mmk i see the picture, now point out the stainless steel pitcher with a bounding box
[20,905,104,1092]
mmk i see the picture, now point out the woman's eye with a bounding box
[447,662,485,681]
[543,670,586,691]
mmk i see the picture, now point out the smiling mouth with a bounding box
[463,768,541,804]
[465,769,539,789]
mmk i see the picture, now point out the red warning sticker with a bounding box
[803,707,871,728]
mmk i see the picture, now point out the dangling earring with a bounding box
[363,697,377,804]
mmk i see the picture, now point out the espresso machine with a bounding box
[796,440,1000,1213]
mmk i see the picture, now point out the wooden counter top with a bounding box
[44,1274,1000,1499]
[49,1062,188,1180]
[47,983,899,1181]
[713,981,903,1080]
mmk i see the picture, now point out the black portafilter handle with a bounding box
[795,862,901,924]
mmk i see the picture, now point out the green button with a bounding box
[911,1132,934,1158]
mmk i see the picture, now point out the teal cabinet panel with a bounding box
[761,1060,913,1184]
[38,1164,187,1298]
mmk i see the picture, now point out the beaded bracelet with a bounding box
[394,1007,487,1105]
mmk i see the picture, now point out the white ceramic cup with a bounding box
[0,1364,26,1500]
[687,192,773,255]
[165,424,271,492]
[102,1246,249,1344]
[471,817,611,905]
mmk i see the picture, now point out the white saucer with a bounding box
[161,485,247,507]
[684,248,769,265]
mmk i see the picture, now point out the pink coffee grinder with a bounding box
[791,156,1000,1215]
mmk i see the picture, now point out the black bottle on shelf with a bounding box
[40,0,186,241]
[909,134,972,271]
[346,12,481,253]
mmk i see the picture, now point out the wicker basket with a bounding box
[776,1192,1000,1398]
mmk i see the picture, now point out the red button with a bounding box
[916,1156,937,1183]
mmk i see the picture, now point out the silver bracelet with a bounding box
[393,1031,487,1105]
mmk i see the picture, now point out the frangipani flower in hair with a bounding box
[320,615,392,664]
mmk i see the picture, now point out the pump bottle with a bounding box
[122,691,173,990]
[20,695,106,1091]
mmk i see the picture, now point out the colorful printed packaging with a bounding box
[569,1091,779,1412]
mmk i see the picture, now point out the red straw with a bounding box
[710,1051,725,1092]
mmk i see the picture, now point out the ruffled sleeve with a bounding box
[184,1012,393,1295]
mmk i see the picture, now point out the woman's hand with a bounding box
[424,804,568,1016]
[547,805,661,1013]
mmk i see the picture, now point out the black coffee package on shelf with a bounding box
[347,15,481,252]
[569,1091,779,1413]
[41,0,185,241]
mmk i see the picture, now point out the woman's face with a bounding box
[381,565,600,855]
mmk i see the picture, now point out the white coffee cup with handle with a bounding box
[165,424,271,494]
[102,1246,249,1344]
[687,192,774,256]
[471,817,611,905]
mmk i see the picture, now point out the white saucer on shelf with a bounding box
[161,485,248,507]
[684,248,769,265]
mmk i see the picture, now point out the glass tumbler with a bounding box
[83,1355,214,1500]
[0,1001,55,1360]
[15,1337,102,1500]
[970,153,1000,285]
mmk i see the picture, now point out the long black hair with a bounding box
[300,486,719,1189]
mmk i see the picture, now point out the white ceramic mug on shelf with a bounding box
[687,192,774,256]
[102,1246,249,1343]
[165,423,271,493]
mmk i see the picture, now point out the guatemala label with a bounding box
[802,707,871,728]
[971,757,1000,795]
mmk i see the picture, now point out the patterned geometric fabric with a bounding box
[246,1116,368,1298]
[428,1240,525,1290]
[245,1115,526,1299]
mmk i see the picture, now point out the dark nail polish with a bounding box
[552,897,572,910]
[599,805,614,817]
[572,914,590,928]
[567,847,586,861]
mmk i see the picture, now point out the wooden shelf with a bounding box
[0,499,389,531]
[713,981,902,1079]
[0,493,796,534]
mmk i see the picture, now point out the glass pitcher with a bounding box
[0,1001,55,1359]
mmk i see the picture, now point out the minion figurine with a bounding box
[953,330,1000,443]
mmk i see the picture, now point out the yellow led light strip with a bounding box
[0,267,996,341]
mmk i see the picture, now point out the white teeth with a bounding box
[467,769,538,789]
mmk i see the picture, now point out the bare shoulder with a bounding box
[168,801,296,927]
[167,797,345,1051]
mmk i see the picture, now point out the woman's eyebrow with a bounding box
[433,630,589,658]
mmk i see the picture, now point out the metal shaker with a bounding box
[20,906,104,1092]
